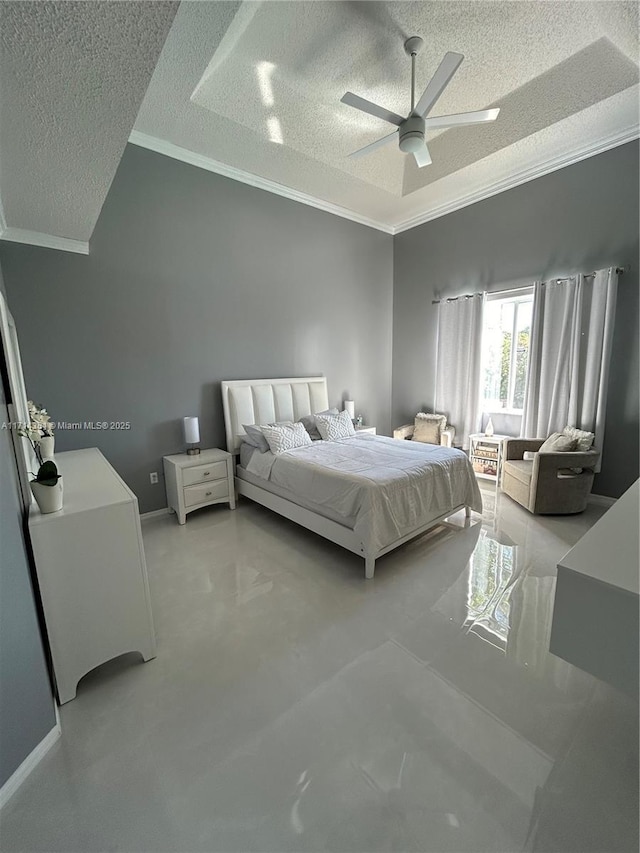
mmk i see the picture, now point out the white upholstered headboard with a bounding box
[221,377,329,454]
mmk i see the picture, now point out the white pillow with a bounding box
[562,426,594,452]
[242,421,293,453]
[315,410,356,441]
[260,422,312,455]
[298,408,339,440]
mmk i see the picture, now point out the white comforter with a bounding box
[246,434,482,553]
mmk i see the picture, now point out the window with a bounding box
[480,290,533,413]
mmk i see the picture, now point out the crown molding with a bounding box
[129,131,394,235]
[0,227,89,255]
[391,126,640,234]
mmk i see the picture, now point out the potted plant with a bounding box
[27,401,55,458]
[19,412,63,513]
[29,459,63,514]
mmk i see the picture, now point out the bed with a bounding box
[221,377,482,579]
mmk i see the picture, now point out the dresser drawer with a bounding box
[182,460,227,487]
[183,479,229,508]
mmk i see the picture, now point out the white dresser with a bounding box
[28,448,156,704]
[163,448,235,524]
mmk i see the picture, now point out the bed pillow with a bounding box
[315,410,356,441]
[413,413,447,445]
[298,407,339,440]
[261,422,312,455]
[562,426,594,452]
[538,432,577,453]
[242,421,293,453]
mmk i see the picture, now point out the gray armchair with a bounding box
[501,438,600,514]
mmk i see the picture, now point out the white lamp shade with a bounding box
[183,416,200,444]
[344,400,355,419]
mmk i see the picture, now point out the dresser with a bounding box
[163,448,235,524]
[28,448,156,704]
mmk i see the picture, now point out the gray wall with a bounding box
[2,142,637,508]
[392,141,639,499]
[0,264,56,788]
[1,144,394,513]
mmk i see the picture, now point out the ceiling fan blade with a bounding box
[349,130,398,159]
[412,143,432,168]
[413,52,464,118]
[425,108,500,130]
[341,92,405,127]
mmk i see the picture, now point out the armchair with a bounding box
[501,438,600,514]
[393,421,456,448]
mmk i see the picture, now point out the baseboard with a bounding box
[0,722,61,810]
[588,493,617,507]
[139,507,171,520]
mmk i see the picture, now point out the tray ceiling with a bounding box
[0,1,638,248]
[134,0,639,231]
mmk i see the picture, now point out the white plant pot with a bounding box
[30,479,63,514]
[39,436,55,459]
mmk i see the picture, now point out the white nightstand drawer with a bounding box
[182,460,227,487]
[184,479,229,508]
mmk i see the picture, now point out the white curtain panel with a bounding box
[521,276,584,437]
[434,293,484,449]
[522,268,618,471]
[579,268,618,470]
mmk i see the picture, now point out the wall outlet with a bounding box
[150,472,159,485]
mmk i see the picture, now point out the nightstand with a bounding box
[163,448,235,524]
[355,425,377,435]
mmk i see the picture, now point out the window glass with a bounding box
[481,292,532,412]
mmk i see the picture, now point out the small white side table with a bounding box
[468,433,508,484]
[163,448,235,524]
[355,425,377,435]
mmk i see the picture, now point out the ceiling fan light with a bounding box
[399,132,424,154]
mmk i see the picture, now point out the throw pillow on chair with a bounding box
[413,413,447,445]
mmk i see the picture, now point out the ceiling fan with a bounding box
[341,36,499,168]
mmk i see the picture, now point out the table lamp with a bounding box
[183,416,201,455]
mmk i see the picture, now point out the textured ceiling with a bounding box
[134,0,639,230]
[0,1,638,244]
[0,1,178,242]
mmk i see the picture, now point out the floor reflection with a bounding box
[465,529,515,649]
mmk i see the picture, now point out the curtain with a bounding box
[521,268,617,468]
[580,268,618,468]
[434,293,484,449]
[521,276,583,437]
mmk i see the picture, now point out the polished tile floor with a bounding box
[2,485,638,852]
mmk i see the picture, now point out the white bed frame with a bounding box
[221,377,471,579]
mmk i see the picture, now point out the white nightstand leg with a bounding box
[178,512,186,525]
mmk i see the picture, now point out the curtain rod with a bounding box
[431,267,625,305]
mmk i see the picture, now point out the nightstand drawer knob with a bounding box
[204,471,210,476]
[206,491,212,496]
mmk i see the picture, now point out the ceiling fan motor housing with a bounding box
[399,115,425,153]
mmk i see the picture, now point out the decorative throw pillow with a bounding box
[298,408,339,440]
[413,413,447,445]
[315,410,356,441]
[260,422,312,455]
[539,432,578,453]
[242,421,293,453]
[562,426,594,452]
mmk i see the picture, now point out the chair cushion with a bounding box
[503,459,533,486]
